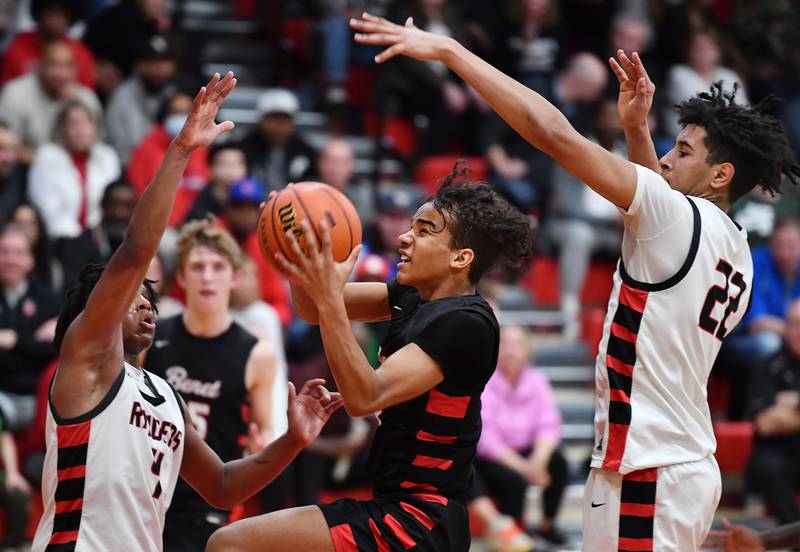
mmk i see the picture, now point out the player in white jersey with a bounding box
[350,15,800,551]
[32,72,342,552]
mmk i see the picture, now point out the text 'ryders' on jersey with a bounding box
[129,400,183,451]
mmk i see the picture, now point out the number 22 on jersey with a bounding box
[698,258,748,341]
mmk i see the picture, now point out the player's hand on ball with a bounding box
[174,71,237,152]
[286,379,343,447]
[351,12,455,64]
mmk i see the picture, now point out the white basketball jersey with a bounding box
[33,362,185,552]
[591,166,753,474]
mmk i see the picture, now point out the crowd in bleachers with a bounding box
[1,0,799,550]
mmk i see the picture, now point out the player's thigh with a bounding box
[581,468,622,552]
[206,505,335,552]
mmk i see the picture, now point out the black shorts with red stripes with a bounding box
[319,491,470,552]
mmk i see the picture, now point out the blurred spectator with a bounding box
[545,98,624,341]
[105,33,177,164]
[736,218,800,360]
[608,11,652,61]
[664,28,749,137]
[0,122,26,225]
[9,202,61,293]
[94,180,136,260]
[0,40,102,163]
[1,0,94,87]
[239,88,316,189]
[184,143,247,223]
[731,187,800,250]
[145,252,183,319]
[127,90,210,224]
[314,136,374,220]
[28,100,120,240]
[0,410,31,550]
[219,178,292,326]
[363,185,424,278]
[746,298,800,525]
[470,324,568,547]
[0,224,59,431]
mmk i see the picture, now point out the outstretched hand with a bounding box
[609,50,655,130]
[174,71,237,152]
[706,518,765,552]
[351,12,454,64]
[286,379,343,447]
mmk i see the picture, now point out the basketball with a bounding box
[257,182,362,266]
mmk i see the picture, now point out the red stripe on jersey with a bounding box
[609,388,631,404]
[57,420,91,448]
[368,518,390,552]
[49,530,79,545]
[624,467,658,483]
[619,284,649,313]
[606,355,635,377]
[413,492,448,506]
[55,499,83,514]
[416,430,457,444]
[400,481,438,492]
[611,322,638,344]
[412,454,453,470]
[400,501,436,530]
[601,422,631,471]
[620,502,656,517]
[383,514,416,549]
[424,389,470,419]
[57,465,86,481]
[329,524,358,552]
[618,537,654,551]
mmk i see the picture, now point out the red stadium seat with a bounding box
[414,156,488,196]
[713,421,754,474]
[707,374,732,419]
[363,111,418,158]
[519,257,616,308]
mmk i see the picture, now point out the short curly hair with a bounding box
[430,161,535,284]
[676,82,800,204]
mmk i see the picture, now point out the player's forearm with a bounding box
[290,284,320,324]
[760,521,800,549]
[0,433,21,476]
[317,299,381,416]
[624,123,660,173]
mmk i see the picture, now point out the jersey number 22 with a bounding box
[699,259,747,341]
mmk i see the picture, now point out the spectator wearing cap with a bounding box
[105,33,177,164]
[2,0,94,88]
[0,39,102,163]
[362,185,424,279]
[126,90,210,225]
[218,178,291,325]
[184,143,248,224]
[239,88,316,190]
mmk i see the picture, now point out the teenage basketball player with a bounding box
[32,73,342,552]
[349,14,800,551]
[144,219,281,551]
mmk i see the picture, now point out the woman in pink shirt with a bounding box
[470,324,568,549]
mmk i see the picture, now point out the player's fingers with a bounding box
[214,121,235,136]
[609,57,628,83]
[354,32,401,46]
[350,18,393,34]
[343,244,362,273]
[405,16,414,28]
[218,76,237,102]
[375,43,406,64]
[721,517,733,530]
[285,230,312,269]
[298,220,320,256]
[631,51,654,85]
[204,73,221,103]
[272,252,305,282]
[325,399,344,413]
[287,381,296,403]
[299,378,327,396]
[329,392,342,403]
[618,51,636,75]
[191,86,207,112]
[212,71,233,100]
[318,220,333,262]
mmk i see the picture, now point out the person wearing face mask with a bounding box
[105,33,178,164]
[127,90,211,226]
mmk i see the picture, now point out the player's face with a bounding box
[658,125,718,197]
[177,245,237,314]
[122,286,156,354]
[395,202,458,290]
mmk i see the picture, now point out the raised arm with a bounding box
[352,14,637,210]
[609,50,660,172]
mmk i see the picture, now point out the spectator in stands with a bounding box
[731,186,800,250]
[746,298,800,525]
[736,218,800,360]
[28,100,120,241]
[127,90,210,224]
[105,33,177,164]
[313,137,374,220]
[9,202,60,293]
[664,28,749,137]
[184,143,248,223]
[240,88,316,189]
[94,180,137,260]
[0,224,59,431]
[219,178,292,326]
[470,324,568,548]
[0,122,26,226]
[0,40,102,163]
[1,0,94,87]
[545,98,625,341]
[608,12,652,64]
[0,409,30,550]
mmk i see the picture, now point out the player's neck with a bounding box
[182,308,232,338]
[417,278,475,302]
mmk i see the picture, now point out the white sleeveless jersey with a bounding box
[591,166,753,474]
[33,362,185,552]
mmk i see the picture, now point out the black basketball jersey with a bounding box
[368,280,499,503]
[145,315,258,514]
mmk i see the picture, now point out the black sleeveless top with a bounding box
[145,315,257,514]
[367,280,499,503]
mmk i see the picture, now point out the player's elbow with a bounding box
[524,111,574,156]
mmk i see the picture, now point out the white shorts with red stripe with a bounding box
[582,455,721,552]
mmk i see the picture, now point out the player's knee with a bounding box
[206,525,241,552]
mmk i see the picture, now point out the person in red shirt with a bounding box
[1,0,95,88]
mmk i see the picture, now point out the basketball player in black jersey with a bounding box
[206,168,534,552]
[40,72,343,551]
[145,219,279,551]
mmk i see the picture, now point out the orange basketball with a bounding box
[257,182,362,267]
